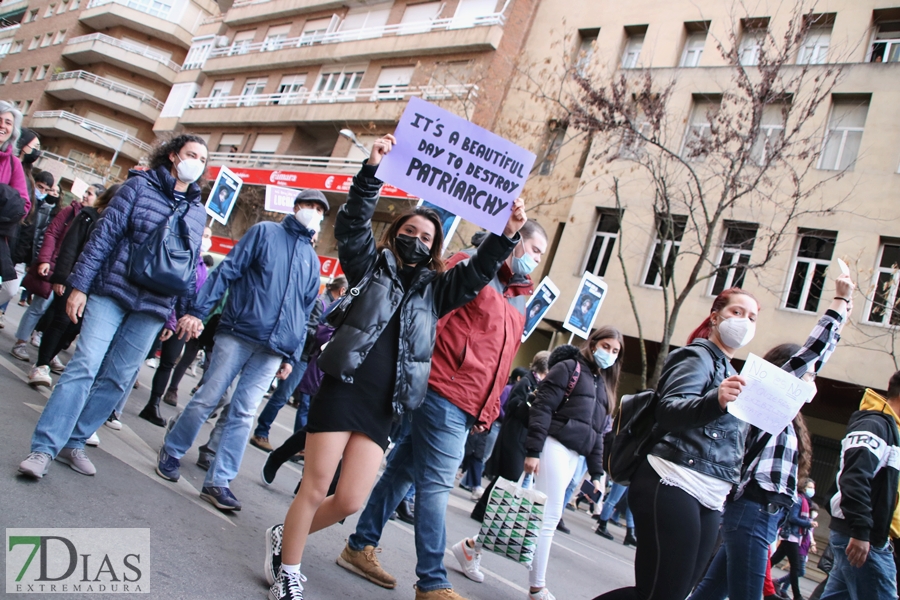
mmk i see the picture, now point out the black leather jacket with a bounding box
[317,163,517,413]
[649,338,748,483]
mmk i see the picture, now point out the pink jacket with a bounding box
[0,144,29,214]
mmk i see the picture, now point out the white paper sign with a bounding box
[728,353,817,435]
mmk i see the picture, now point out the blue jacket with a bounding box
[189,214,319,366]
[68,167,206,320]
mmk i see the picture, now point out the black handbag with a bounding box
[325,269,373,329]
[128,200,196,297]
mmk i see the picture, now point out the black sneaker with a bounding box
[261,454,277,486]
[200,486,242,511]
[264,524,283,586]
[268,568,306,600]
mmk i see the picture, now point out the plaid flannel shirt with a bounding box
[736,309,844,500]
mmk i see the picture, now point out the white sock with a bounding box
[282,563,301,575]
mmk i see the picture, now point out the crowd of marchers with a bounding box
[1,101,896,600]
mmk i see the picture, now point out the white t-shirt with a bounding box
[648,455,732,511]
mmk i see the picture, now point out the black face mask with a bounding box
[394,234,431,265]
[21,149,41,166]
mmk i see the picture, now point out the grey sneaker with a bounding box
[18,452,52,478]
[57,447,97,476]
[28,365,52,388]
[49,355,65,374]
[10,342,29,361]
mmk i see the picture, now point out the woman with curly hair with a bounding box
[18,134,208,480]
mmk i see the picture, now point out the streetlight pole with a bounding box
[80,122,127,183]
[339,128,370,158]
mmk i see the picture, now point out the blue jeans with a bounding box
[688,496,785,600]
[349,388,474,591]
[31,295,164,455]
[16,292,54,340]
[254,359,308,438]
[163,333,282,488]
[821,531,898,600]
[599,482,635,528]
[563,455,589,507]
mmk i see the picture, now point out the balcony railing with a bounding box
[207,13,505,59]
[38,150,117,181]
[31,110,153,152]
[0,22,20,33]
[208,151,360,171]
[67,33,182,72]
[50,70,165,110]
[189,83,477,109]
[86,0,173,21]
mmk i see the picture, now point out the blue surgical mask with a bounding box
[35,189,47,201]
[512,252,537,275]
[593,348,617,370]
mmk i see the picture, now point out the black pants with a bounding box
[150,335,186,398]
[592,460,722,600]
[269,429,307,473]
[37,289,80,367]
[770,541,803,600]
[168,337,201,394]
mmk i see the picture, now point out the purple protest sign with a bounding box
[376,97,536,236]
[265,185,299,214]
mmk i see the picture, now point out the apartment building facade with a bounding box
[0,0,217,185]
[500,0,900,470]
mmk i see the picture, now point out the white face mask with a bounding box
[716,316,755,349]
[295,207,323,233]
[201,237,212,253]
[175,156,205,184]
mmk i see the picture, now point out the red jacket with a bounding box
[428,252,533,426]
[22,202,83,298]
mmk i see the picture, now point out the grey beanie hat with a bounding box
[294,189,329,213]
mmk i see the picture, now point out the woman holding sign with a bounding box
[266,134,529,600]
[593,287,758,600]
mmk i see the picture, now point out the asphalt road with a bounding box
[0,301,815,599]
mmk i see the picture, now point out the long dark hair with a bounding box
[377,207,445,273]
[147,133,209,180]
[687,287,760,344]
[581,325,624,414]
[762,342,813,482]
[94,184,122,214]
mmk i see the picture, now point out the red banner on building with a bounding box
[318,255,344,278]
[207,166,416,200]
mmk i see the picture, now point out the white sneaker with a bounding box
[49,355,65,374]
[104,414,122,430]
[471,486,485,501]
[0,311,5,328]
[451,538,484,583]
[86,432,100,447]
[30,331,42,347]
[145,357,159,369]
[28,365,52,387]
[528,588,556,600]
[10,342,29,361]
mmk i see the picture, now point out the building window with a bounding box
[12,68,23,83]
[0,40,10,57]
[273,74,307,104]
[868,21,900,62]
[583,209,622,277]
[818,96,869,171]
[798,17,833,65]
[311,66,365,102]
[644,214,688,288]
[621,26,647,69]
[250,134,282,164]
[398,1,442,35]
[36,64,49,80]
[160,82,199,118]
[537,120,567,176]
[749,103,787,165]
[338,5,391,40]
[784,229,837,312]
[208,79,234,107]
[262,24,291,51]
[11,41,22,54]
[866,240,900,326]
[23,66,35,82]
[57,1,69,14]
[24,9,38,23]
[299,17,336,46]
[682,96,719,161]
[0,72,7,84]
[711,222,758,295]
[44,4,56,17]
[53,29,66,44]
[373,66,413,100]
[619,120,651,160]
[41,32,53,47]
[70,0,81,9]
[576,28,599,74]
[739,18,769,66]
[216,133,243,154]
[21,100,31,114]
[28,36,40,50]
[228,30,256,55]
[238,77,268,106]
[678,27,709,67]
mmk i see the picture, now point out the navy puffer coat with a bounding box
[68,166,206,319]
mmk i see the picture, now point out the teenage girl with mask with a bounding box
[593,288,759,600]
[267,134,529,600]
[18,134,208,480]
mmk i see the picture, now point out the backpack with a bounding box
[128,200,196,297]
[605,342,726,485]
